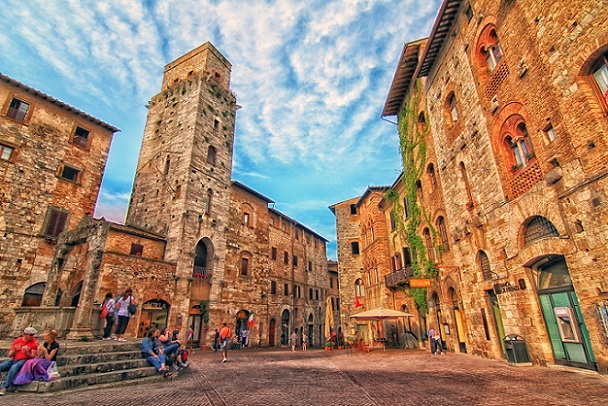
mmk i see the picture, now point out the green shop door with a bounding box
[537,258,596,370]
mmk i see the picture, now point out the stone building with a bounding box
[0,73,119,334]
[375,0,608,373]
[3,42,330,348]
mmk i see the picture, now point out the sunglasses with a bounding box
[26,333,35,337]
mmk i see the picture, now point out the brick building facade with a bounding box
[2,43,330,348]
[345,0,608,373]
[0,73,119,334]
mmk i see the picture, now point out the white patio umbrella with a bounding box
[349,307,415,321]
[350,307,414,350]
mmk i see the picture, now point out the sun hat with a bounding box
[23,327,37,335]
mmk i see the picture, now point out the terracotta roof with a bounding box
[416,0,464,78]
[381,39,425,117]
[231,180,275,203]
[269,207,328,242]
[0,72,120,133]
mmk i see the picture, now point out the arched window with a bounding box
[204,189,213,214]
[164,155,170,175]
[415,179,423,200]
[436,216,449,252]
[524,216,559,246]
[193,240,208,277]
[422,227,434,261]
[590,52,608,109]
[446,92,459,123]
[417,111,427,132]
[480,28,504,71]
[22,282,46,306]
[354,279,365,297]
[427,163,437,191]
[503,119,535,172]
[207,146,217,166]
[478,250,493,280]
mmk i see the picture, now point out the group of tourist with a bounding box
[100,288,137,342]
[0,327,60,396]
[140,327,190,377]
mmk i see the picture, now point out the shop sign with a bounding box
[409,278,431,288]
[493,279,526,294]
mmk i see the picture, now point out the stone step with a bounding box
[14,366,169,393]
[58,357,150,377]
[57,350,142,366]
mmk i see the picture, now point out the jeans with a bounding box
[143,353,166,371]
[104,314,116,338]
[430,338,442,354]
[116,315,130,335]
[0,359,26,389]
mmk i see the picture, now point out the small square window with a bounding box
[544,123,557,143]
[130,243,143,256]
[42,207,69,238]
[350,204,357,215]
[1,144,14,161]
[73,126,90,148]
[241,257,249,275]
[351,242,360,255]
[60,165,80,182]
[6,98,30,122]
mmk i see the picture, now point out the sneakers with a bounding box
[102,337,112,341]
[117,338,127,342]
[0,387,5,396]
[179,362,188,368]
[221,359,227,363]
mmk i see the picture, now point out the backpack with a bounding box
[99,301,109,319]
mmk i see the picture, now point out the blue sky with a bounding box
[0,0,440,259]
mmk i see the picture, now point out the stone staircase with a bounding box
[0,340,172,393]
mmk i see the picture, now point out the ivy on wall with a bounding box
[386,84,439,315]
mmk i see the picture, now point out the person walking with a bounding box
[290,330,298,352]
[427,325,441,355]
[212,329,220,352]
[0,327,39,396]
[115,288,136,342]
[101,292,116,340]
[301,332,307,352]
[219,323,231,363]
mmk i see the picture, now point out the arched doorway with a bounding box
[22,282,46,306]
[138,299,170,338]
[449,288,467,353]
[533,256,596,370]
[307,314,314,348]
[281,310,290,346]
[235,309,250,346]
[269,319,276,347]
[432,292,444,349]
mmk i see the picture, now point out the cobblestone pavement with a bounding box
[4,347,608,405]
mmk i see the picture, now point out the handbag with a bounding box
[99,302,108,319]
[127,297,137,315]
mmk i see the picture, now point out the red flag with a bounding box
[355,296,362,307]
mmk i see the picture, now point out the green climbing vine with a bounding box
[385,82,439,315]
[199,300,210,324]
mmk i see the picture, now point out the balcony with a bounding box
[385,266,414,288]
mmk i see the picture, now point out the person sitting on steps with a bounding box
[141,329,172,377]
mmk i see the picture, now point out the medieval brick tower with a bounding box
[126,42,237,323]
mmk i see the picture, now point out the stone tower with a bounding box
[126,42,237,320]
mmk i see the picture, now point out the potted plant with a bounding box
[324,341,335,351]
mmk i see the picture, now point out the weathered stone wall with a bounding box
[418,0,608,370]
[0,77,115,334]
[331,198,363,329]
